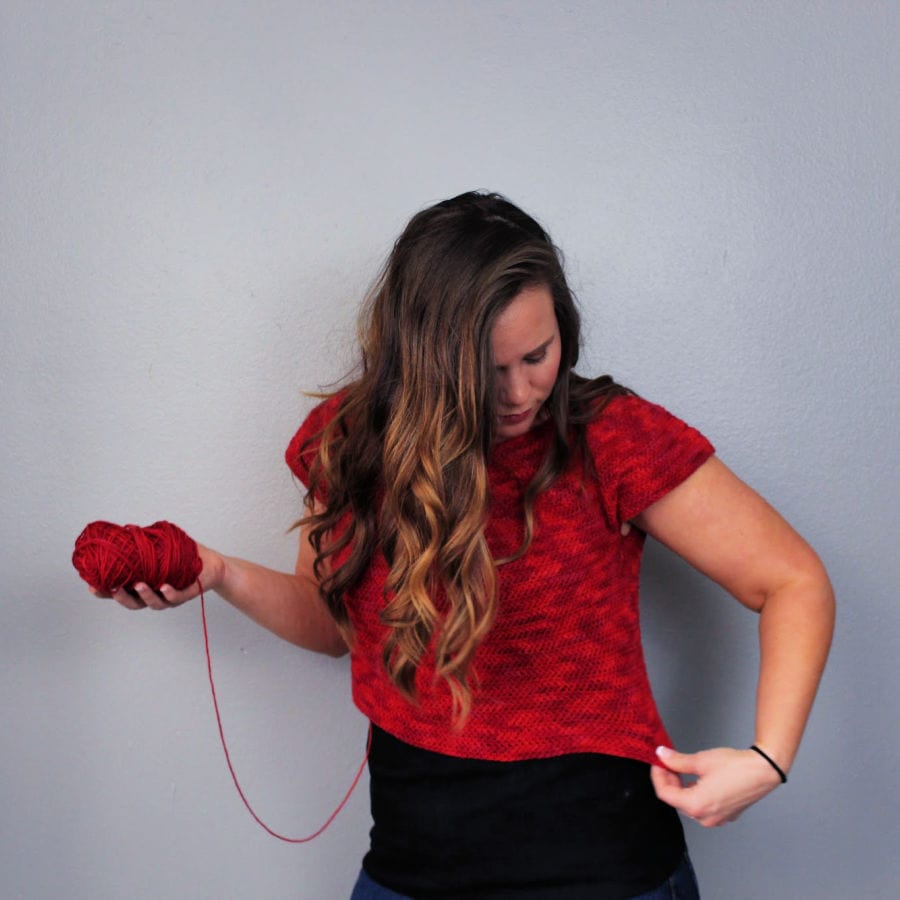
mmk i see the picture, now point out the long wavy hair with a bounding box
[297,191,626,722]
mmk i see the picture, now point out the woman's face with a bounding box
[490,283,562,441]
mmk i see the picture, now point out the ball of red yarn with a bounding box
[72,520,202,593]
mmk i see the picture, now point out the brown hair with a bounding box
[299,191,625,721]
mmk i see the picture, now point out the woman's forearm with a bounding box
[211,550,349,658]
[752,568,835,772]
[650,565,834,826]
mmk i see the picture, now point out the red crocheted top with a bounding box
[286,392,714,766]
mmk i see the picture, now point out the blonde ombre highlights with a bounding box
[298,192,626,723]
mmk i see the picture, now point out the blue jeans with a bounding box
[350,852,701,899]
[631,853,700,899]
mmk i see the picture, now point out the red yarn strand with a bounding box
[73,520,369,843]
[199,580,371,843]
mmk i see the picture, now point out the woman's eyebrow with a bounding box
[524,336,555,356]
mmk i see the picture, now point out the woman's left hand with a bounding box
[650,745,784,827]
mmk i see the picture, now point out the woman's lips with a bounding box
[499,409,532,425]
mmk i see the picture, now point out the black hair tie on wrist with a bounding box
[750,745,788,783]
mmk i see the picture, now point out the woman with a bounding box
[92,192,834,898]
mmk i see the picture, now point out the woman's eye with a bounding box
[524,351,547,365]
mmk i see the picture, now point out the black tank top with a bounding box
[362,724,685,899]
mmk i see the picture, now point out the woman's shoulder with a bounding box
[284,389,350,483]
[579,383,715,474]
[583,388,701,443]
[581,388,715,525]
[586,390,669,430]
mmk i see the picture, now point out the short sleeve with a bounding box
[586,393,715,528]
[285,393,345,489]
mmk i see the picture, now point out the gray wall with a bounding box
[2,2,897,897]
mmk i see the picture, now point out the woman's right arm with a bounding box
[91,503,349,658]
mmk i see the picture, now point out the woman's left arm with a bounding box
[634,456,835,827]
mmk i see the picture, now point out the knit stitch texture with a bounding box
[286,392,714,765]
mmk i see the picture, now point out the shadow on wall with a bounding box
[640,542,755,750]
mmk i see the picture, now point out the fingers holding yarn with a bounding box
[130,581,199,609]
[129,582,174,611]
[86,574,198,610]
[86,583,144,609]
[113,587,149,611]
[110,583,192,612]
[157,581,202,607]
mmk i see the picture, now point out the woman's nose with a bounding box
[498,369,528,407]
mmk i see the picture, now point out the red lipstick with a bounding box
[499,409,532,426]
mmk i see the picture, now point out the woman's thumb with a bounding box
[655,745,697,774]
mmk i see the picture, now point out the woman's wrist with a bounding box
[751,729,798,776]
[749,744,788,783]
[196,544,228,594]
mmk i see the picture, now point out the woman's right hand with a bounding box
[89,543,226,611]
[87,519,347,655]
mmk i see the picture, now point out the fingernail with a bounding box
[656,745,673,759]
